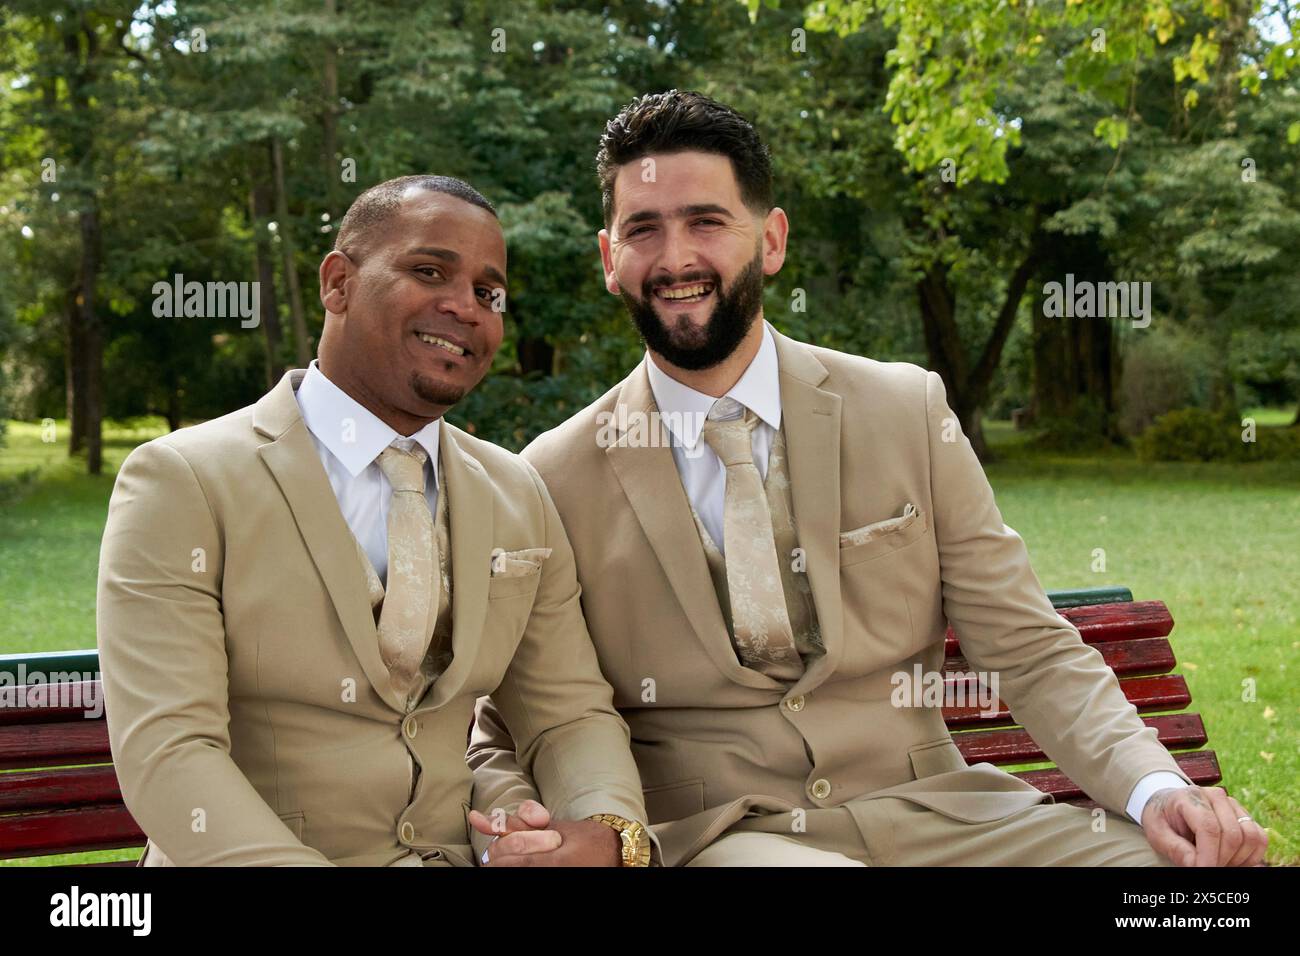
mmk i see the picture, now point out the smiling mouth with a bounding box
[414,331,468,357]
[654,282,715,304]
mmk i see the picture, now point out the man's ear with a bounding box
[597,229,621,295]
[760,207,789,277]
[320,250,353,314]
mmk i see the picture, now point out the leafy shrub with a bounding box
[1119,331,1217,438]
[1030,396,1114,451]
[1137,407,1300,461]
[1247,423,1300,461]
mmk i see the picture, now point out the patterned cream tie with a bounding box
[700,402,802,680]
[375,444,438,698]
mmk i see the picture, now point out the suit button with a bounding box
[785,695,805,712]
[403,716,419,740]
[400,821,415,843]
[810,778,831,800]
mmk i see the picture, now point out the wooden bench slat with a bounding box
[0,764,125,813]
[945,636,1176,679]
[1061,600,1176,641]
[1046,587,1135,609]
[76,859,139,867]
[0,650,100,681]
[0,805,144,859]
[952,713,1208,765]
[944,600,1174,656]
[0,586,1218,862]
[942,674,1191,728]
[1015,750,1223,801]
[0,681,105,726]
[0,721,112,771]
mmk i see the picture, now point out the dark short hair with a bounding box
[596,90,774,227]
[334,175,497,261]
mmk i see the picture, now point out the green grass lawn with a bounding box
[2,413,1297,865]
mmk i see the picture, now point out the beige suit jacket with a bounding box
[469,329,1192,866]
[97,369,646,866]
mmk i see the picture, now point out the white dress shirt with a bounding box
[643,320,1187,825]
[645,321,782,555]
[294,360,439,585]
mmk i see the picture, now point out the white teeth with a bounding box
[416,333,465,355]
[658,283,712,300]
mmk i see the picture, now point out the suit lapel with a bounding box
[419,421,492,709]
[605,361,779,690]
[771,331,845,697]
[253,370,405,713]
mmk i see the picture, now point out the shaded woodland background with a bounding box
[2,0,1298,466]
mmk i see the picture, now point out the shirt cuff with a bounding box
[1126,771,1191,825]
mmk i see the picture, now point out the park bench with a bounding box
[0,586,1222,864]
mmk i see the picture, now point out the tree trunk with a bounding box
[322,0,340,222]
[916,231,1041,461]
[1032,310,1119,437]
[517,336,554,377]
[1030,233,1122,443]
[250,170,285,388]
[916,261,985,457]
[64,15,104,474]
[78,201,104,475]
[166,383,183,432]
[1186,295,1237,420]
[65,292,86,454]
[271,136,311,368]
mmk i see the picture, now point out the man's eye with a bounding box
[694,219,723,227]
[626,226,653,237]
[415,266,443,279]
[476,287,495,301]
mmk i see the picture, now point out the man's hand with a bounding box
[1141,786,1268,866]
[485,819,621,867]
[467,799,562,859]
[468,800,621,866]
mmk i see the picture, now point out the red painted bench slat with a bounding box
[0,593,1223,863]
[951,713,1208,765]
[0,721,111,771]
[941,673,1192,729]
[944,600,1174,655]
[0,764,126,813]
[1016,750,1222,803]
[0,805,145,859]
[0,681,103,726]
[945,635,1177,680]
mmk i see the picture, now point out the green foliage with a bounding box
[0,0,1296,455]
[1031,396,1114,452]
[1136,406,1238,461]
[1119,329,1220,437]
[1136,406,1300,461]
[791,0,1300,185]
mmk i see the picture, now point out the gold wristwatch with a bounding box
[587,813,652,867]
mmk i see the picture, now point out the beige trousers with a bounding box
[686,799,1174,867]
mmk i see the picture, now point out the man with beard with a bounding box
[466,92,1267,867]
[98,175,651,866]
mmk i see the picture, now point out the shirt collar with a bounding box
[295,360,441,482]
[644,320,782,451]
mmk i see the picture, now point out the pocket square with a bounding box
[839,502,919,548]
[489,547,552,578]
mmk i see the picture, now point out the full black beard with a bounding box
[621,251,765,372]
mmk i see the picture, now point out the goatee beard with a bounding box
[410,370,467,409]
[621,251,764,372]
